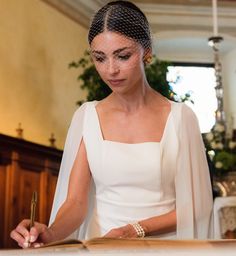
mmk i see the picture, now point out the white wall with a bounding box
[155,31,215,63]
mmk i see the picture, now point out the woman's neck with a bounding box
[109,82,154,113]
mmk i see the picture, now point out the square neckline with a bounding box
[92,100,172,145]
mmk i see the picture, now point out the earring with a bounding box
[144,56,152,64]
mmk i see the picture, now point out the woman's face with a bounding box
[90,32,146,94]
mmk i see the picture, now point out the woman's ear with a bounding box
[143,48,152,65]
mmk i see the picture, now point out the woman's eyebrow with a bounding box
[92,50,105,55]
[92,47,132,56]
[113,47,131,55]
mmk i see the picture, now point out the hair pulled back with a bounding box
[88,1,152,50]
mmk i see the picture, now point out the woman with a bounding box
[10,0,213,248]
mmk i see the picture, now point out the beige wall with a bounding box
[0,0,88,148]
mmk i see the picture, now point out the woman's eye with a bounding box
[94,56,105,62]
[118,54,131,60]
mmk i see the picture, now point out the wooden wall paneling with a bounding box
[18,169,41,224]
[47,171,58,223]
[40,159,58,225]
[40,168,49,224]
[4,152,20,248]
[0,133,63,248]
[0,166,6,248]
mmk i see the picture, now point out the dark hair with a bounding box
[88,1,152,50]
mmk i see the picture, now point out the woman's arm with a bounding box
[140,210,176,236]
[11,139,91,247]
[48,139,91,241]
[104,210,176,238]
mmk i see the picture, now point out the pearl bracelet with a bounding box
[131,222,145,238]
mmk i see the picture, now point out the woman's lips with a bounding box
[108,79,125,86]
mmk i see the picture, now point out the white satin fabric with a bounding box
[49,100,213,239]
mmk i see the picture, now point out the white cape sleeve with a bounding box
[48,102,94,239]
[173,103,213,239]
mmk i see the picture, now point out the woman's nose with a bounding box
[108,60,119,75]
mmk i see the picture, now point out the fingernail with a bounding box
[34,244,41,248]
[30,235,36,242]
[23,242,29,248]
[25,236,30,242]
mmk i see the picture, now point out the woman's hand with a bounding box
[10,219,53,248]
[103,224,137,238]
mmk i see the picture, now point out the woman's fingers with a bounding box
[32,242,44,248]
[29,224,45,243]
[29,223,49,244]
[10,219,45,247]
[10,229,26,248]
[10,219,31,246]
[11,220,50,248]
[29,226,39,243]
[16,220,30,238]
[104,225,137,239]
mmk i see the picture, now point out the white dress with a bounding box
[49,100,213,239]
[84,104,176,238]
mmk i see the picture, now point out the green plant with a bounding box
[203,123,236,176]
[69,50,178,105]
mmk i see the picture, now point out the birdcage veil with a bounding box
[88,1,153,65]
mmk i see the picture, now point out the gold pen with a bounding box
[28,191,37,246]
[30,191,37,229]
[24,191,37,248]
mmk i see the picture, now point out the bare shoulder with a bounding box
[150,91,171,112]
[95,95,114,115]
